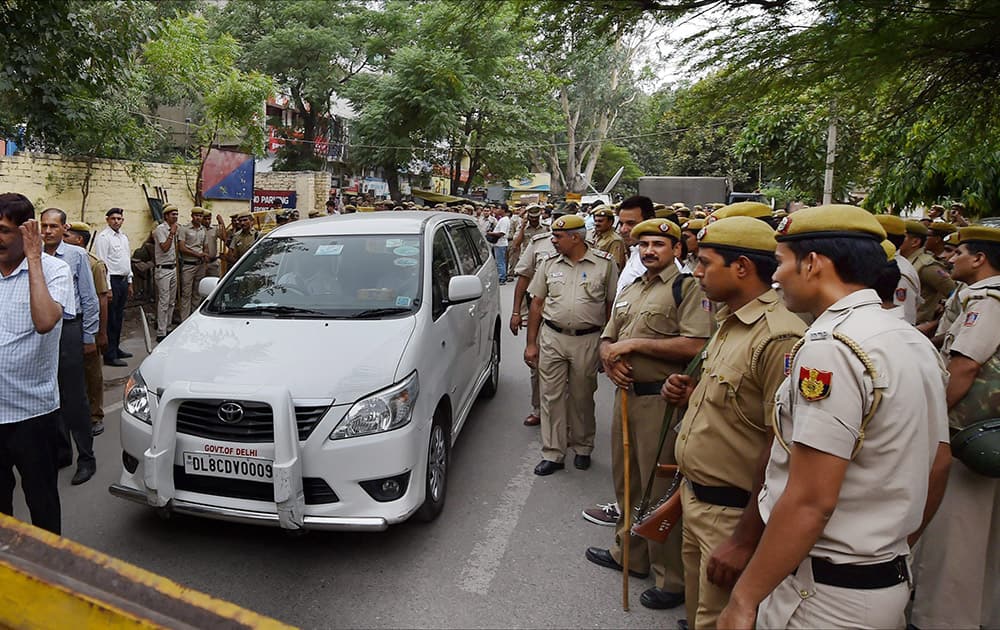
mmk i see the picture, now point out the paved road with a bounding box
[13,286,685,629]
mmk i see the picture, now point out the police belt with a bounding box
[793,556,909,590]
[181,259,202,265]
[688,480,750,508]
[543,320,601,336]
[156,264,175,269]
[631,381,664,396]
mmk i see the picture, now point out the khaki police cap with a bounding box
[683,218,705,232]
[693,210,708,219]
[930,204,946,212]
[344,204,357,212]
[654,208,674,219]
[190,206,206,216]
[773,209,788,219]
[711,201,772,222]
[904,219,929,236]
[237,211,253,219]
[671,202,686,209]
[308,211,322,218]
[653,203,668,212]
[881,239,897,261]
[698,216,776,254]
[67,221,91,234]
[775,205,886,242]
[526,204,543,217]
[951,201,966,209]
[943,231,960,245]
[693,205,704,211]
[875,214,906,236]
[928,222,957,236]
[631,218,681,241]
[551,215,586,231]
[958,225,1000,245]
[162,204,178,214]
[592,205,615,218]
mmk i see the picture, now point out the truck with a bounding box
[638,176,771,208]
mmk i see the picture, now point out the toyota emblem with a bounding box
[217,402,245,424]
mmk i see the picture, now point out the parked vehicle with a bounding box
[111,212,502,531]
[638,176,730,208]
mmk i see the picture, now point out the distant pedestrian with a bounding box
[0,193,74,534]
[93,207,133,366]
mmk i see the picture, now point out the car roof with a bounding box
[264,211,475,238]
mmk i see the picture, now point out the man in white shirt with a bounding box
[488,206,511,284]
[93,207,133,364]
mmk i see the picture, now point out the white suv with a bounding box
[111,212,501,531]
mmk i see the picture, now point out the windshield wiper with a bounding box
[216,305,327,317]
[350,307,413,319]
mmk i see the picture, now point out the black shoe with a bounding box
[534,460,564,476]
[155,335,165,343]
[574,454,591,470]
[584,547,649,579]
[103,357,127,367]
[640,587,685,610]
[91,421,105,437]
[117,349,133,359]
[71,461,96,486]
[677,620,690,630]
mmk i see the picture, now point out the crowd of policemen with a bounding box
[493,195,998,630]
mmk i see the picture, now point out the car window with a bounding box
[203,234,422,318]
[463,223,492,265]
[431,229,462,320]
[447,223,481,274]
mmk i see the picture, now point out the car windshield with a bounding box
[204,234,422,319]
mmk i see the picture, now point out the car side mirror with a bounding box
[447,275,483,304]
[198,276,220,298]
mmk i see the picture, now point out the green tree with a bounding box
[592,143,643,196]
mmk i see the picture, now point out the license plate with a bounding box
[183,452,274,482]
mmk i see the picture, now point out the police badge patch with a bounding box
[964,312,980,327]
[798,366,832,401]
[783,353,793,376]
[895,287,907,302]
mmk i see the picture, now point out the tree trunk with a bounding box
[386,164,401,202]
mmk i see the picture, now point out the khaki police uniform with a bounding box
[514,230,555,418]
[178,217,208,319]
[83,251,111,425]
[676,290,804,628]
[911,271,1000,630]
[152,219,178,337]
[593,227,626,271]
[603,254,713,593]
[204,223,221,277]
[754,206,949,629]
[907,246,955,324]
[528,245,618,462]
[226,219,260,265]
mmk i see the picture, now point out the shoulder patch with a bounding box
[783,352,793,376]
[701,298,712,312]
[530,232,550,242]
[591,249,613,260]
[936,268,952,279]
[895,287,907,302]
[964,311,980,327]
[798,366,832,401]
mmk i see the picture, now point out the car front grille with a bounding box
[173,466,340,504]
[176,400,328,442]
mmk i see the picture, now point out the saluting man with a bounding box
[591,205,627,270]
[525,214,618,475]
[718,206,950,629]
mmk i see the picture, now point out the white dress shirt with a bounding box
[94,226,133,282]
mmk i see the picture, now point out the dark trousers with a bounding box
[0,411,62,534]
[57,317,95,466]
[105,275,129,360]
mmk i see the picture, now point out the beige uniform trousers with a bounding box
[681,482,742,628]
[155,268,177,336]
[609,391,684,592]
[911,460,1000,629]
[179,261,207,319]
[537,325,600,462]
[757,556,909,629]
[83,351,104,423]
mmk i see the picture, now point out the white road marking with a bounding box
[103,400,123,413]
[459,441,540,595]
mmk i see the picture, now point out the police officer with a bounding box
[177,207,209,319]
[876,214,921,325]
[509,205,554,427]
[225,211,260,267]
[591,205,626,270]
[152,204,179,342]
[717,206,950,629]
[911,225,1000,630]
[525,215,618,475]
[900,219,955,324]
[926,221,956,263]
[680,218,704,272]
[584,218,712,609]
[666,217,805,628]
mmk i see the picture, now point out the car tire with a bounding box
[414,413,449,522]
[478,329,500,399]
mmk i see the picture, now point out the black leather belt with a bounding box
[795,556,909,590]
[110,274,128,279]
[689,480,751,508]
[632,381,663,396]
[156,264,175,269]
[544,320,601,336]
[181,259,201,265]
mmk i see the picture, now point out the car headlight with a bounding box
[123,370,154,424]
[329,371,419,440]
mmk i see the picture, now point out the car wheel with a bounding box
[478,330,500,399]
[414,415,449,522]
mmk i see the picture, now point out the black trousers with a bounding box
[57,317,95,466]
[105,275,129,361]
[0,411,62,534]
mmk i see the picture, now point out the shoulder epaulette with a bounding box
[530,232,550,242]
[591,249,613,260]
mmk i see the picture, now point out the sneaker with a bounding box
[582,501,620,526]
[91,421,105,437]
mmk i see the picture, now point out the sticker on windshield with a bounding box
[315,244,344,256]
[394,257,418,267]
[393,245,419,257]
[386,238,404,248]
[395,296,412,307]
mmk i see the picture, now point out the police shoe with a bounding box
[155,335,166,343]
[523,414,540,426]
[117,349,134,359]
[574,454,591,470]
[533,460,564,476]
[91,421,105,437]
[71,461,96,486]
[584,547,649,579]
[104,357,127,367]
[640,587,685,610]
